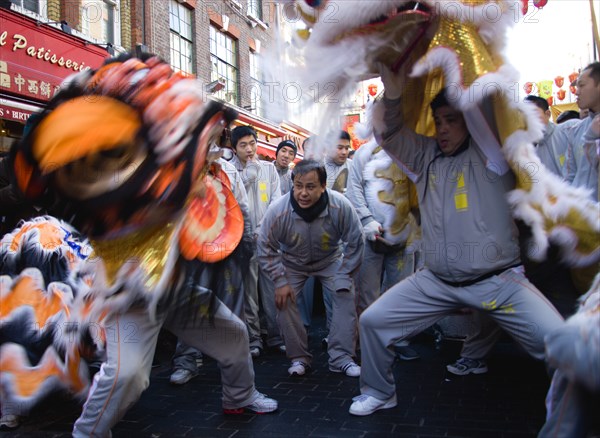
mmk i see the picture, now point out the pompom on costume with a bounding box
[281,0,599,267]
[1,217,96,410]
[0,54,259,429]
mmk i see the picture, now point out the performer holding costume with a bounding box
[275,0,599,424]
[2,53,277,436]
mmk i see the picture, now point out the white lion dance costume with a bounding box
[0,54,275,433]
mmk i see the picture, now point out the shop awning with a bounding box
[0,96,42,123]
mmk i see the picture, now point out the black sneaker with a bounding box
[446,357,488,375]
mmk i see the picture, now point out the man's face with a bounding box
[433,106,469,156]
[234,134,257,165]
[293,170,326,209]
[276,146,295,169]
[331,139,351,165]
[576,69,600,114]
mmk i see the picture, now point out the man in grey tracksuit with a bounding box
[230,125,284,356]
[257,159,364,377]
[526,95,573,179]
[564,62,600,295]
[348,85,564,416]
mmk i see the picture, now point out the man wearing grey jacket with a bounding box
[257,159,364,377]
[230,125,285,357]
[349,80,564,416]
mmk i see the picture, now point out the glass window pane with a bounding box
[169,0,194,75]
[23,0,39,13]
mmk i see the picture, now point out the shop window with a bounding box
[209,25,239,106]
[169,0,194,75]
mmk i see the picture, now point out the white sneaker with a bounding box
[288,360,309,376]
[349,393,398,416]
[329,362,361,377]
[169,369,198,385]
[223,392,278,414]
[0,414,20,430]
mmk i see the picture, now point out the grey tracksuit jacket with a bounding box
[381,98,521,283]
[257,189,364,291]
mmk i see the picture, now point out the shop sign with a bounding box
[0,9,109,102]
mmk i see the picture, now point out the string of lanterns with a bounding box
[523,71,579,106]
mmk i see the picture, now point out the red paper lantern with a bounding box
[570,85,577,94]
[557,89,566,101]
[524,82,533,95]
[533,0,548,8]
[368,83,378,97]
[547,96,553,106]
[569,71,579,85]
[554,76,564,88]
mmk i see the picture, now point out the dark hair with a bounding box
[339,130,351,141]
[291,159,327,186]
[582,62,600,85]
[524,95,549,112]
[302,136,316,150]
[556,110,580,124]
[277,139,297,157]
[231,125,257,149]
[430,89,452,112]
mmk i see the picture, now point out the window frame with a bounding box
[169,0,195,75]
[249,50,265,117]
[209,25,239,106]
[246,0,262,22]
[9,0,48,17]
[80,0,121,46]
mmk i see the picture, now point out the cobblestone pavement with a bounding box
[2,315,550,438]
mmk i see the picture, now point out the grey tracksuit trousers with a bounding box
[359,267,564,401]
[278,261,358,369]
[73,298,258,437]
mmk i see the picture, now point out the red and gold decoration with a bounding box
[368,83,379,97]
[569,71,580,85]
[554,76,564,88]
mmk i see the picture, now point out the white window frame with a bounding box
[9,0,48,18]
[246,0,262,21]
[169,0,194,75]
[209,25,239,106]
[249,50,265,117]
[80,0,121,46]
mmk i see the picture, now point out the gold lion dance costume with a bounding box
[282,0,599,265]
[279,0,599,427]
[1,53,277,435]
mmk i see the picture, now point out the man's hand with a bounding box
[275,285,295,310]
[378,62,404,100]
[363,220,383,241]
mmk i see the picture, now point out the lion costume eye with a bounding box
[304,0,325,8]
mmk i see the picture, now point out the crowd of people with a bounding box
[1,60,599,437]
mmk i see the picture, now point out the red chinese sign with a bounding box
[0,8,109,103]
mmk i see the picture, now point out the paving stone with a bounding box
[1,315,553,438]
